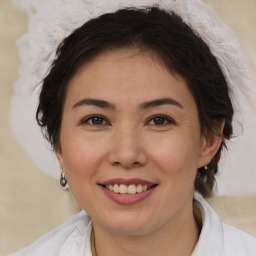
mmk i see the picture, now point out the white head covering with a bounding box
[9,0,256,193]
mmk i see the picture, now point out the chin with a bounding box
[93,210,156,235]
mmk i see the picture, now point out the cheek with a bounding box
[60,134,109,210]
[60,132,108,179]
[146,131,201,177]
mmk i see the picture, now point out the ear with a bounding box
[55,147,66,172]
[197,121,225,168]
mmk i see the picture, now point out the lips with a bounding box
[98,178,158,205]
[106,184,149,194]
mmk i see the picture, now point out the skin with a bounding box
[56,48,223,256]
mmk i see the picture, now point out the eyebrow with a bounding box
[72,97,183,111]
[72,98,115,110]
[140,98,183,109]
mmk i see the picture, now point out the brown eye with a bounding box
[90,116,105,125]
[147,115,174,126]
[153,117,165,125]
[81,115,108,126]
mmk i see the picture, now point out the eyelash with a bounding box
[79,114,175,127]
[146,114,176,126]
[80,115,110,126]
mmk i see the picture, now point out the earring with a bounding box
[60,172,68,189]
[204,165,208,170]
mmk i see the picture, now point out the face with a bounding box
[56,48,218,235]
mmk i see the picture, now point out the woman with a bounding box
[9,1,256,255]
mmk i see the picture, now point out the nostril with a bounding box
[111,161,141,168]
[108,149,148,168]
[113,161,120,166]
[132,162,141,167]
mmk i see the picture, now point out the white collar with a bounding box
[58,194,224,256]
[59,213,92,256]
[192,193,224,256]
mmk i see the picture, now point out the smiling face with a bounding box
[56,48,219,236]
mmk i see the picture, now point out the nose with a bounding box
[107,127,148,169]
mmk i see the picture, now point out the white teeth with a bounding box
[136,184,143,193]
[113,184,119,193]
[119,184,128,194]
[106,184,150,194]
[128,184,136,194]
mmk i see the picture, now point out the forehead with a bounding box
[74,48,171,85]
[65,48,196,109]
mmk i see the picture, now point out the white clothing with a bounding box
[8,195,256,256]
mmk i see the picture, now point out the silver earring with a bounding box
[60,172,68,189]
[204,165,208,170]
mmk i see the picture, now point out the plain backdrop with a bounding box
[0,0,256,255]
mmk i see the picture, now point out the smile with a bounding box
[105,184,153,194]
[99,179,158,205]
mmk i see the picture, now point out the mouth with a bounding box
[98,178,158,205]
[100,183,158,195]
[99,181,158,205]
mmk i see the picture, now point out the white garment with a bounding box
[8,195,256,256]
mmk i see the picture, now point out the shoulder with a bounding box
[193,193,256,256]
[222,223,256,255]
[8,211,91,256]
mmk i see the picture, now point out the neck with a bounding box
[91,203,200,256]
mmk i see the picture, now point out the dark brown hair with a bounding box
[36,7,234,197]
